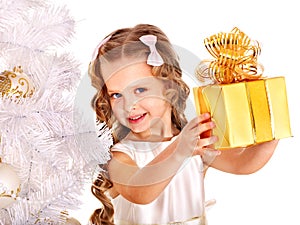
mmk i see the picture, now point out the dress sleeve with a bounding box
[111,142,134,160]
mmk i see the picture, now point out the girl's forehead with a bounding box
[103,60,152,82]
[101,57,147,82]
[104,63,163,92]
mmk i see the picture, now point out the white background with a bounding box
[53,0,300,224]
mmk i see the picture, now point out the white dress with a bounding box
[111,137,206,225]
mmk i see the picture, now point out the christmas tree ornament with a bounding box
[0,0,112,223]
[65,217,82,225]
[0,159,21,208]
[0,208,12,224]
[0,66,35,100]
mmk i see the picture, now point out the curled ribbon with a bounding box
[195,27,263,84]
[139,35,164,66]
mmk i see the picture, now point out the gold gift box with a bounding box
[193,76,292,149]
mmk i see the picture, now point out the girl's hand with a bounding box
[177,113,220,159]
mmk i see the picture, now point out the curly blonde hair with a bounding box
[89,24,190,224]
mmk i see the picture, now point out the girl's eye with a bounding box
[135,87,146,94]
[110,93,122,99]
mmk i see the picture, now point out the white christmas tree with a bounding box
[0,0,112,224]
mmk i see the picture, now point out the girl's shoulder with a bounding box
[111,140,135,159]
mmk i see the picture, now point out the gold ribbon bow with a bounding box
[196,27,263,84]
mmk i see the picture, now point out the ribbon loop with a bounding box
[139,35,164,66]
[196,27,263,84]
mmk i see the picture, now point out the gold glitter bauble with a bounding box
[0,66,35,99]
[65,217,81,225]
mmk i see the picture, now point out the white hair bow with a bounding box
[139,35,164,66]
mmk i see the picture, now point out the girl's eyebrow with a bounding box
[107,88,121,94]
[107,78,159,94]
[129,82,149,89]
[128,78,156,88]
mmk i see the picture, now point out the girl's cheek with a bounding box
[112,100,127,120]
[111,98,122,109]
[111,101,120,117]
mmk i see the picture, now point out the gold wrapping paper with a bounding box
[193,77,292,149]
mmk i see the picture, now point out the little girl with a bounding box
[88,24,278,225]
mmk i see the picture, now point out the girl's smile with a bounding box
[128,113,147,124]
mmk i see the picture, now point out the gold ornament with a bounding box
[0,159,21,208]
[60,210,82,225]
[65,217,81,225]
[195,27,263,84]
[0,66,35,99]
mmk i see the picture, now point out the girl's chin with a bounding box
[129,127,149,136]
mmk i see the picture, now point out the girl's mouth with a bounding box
[128,113,147,123]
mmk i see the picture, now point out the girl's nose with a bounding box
[123,94,138,112]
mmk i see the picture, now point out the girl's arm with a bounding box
[108,139,180,205]
[108,114,216,204]
[209,140,279,174]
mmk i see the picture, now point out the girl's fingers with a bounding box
[197,135,218,148]
[182,115,216,148]
[186,113,211,130]
[179,114,216,155]
[193,136,220,156]
[198,121,215,135]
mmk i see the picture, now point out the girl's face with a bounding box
[104,62,173,139]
